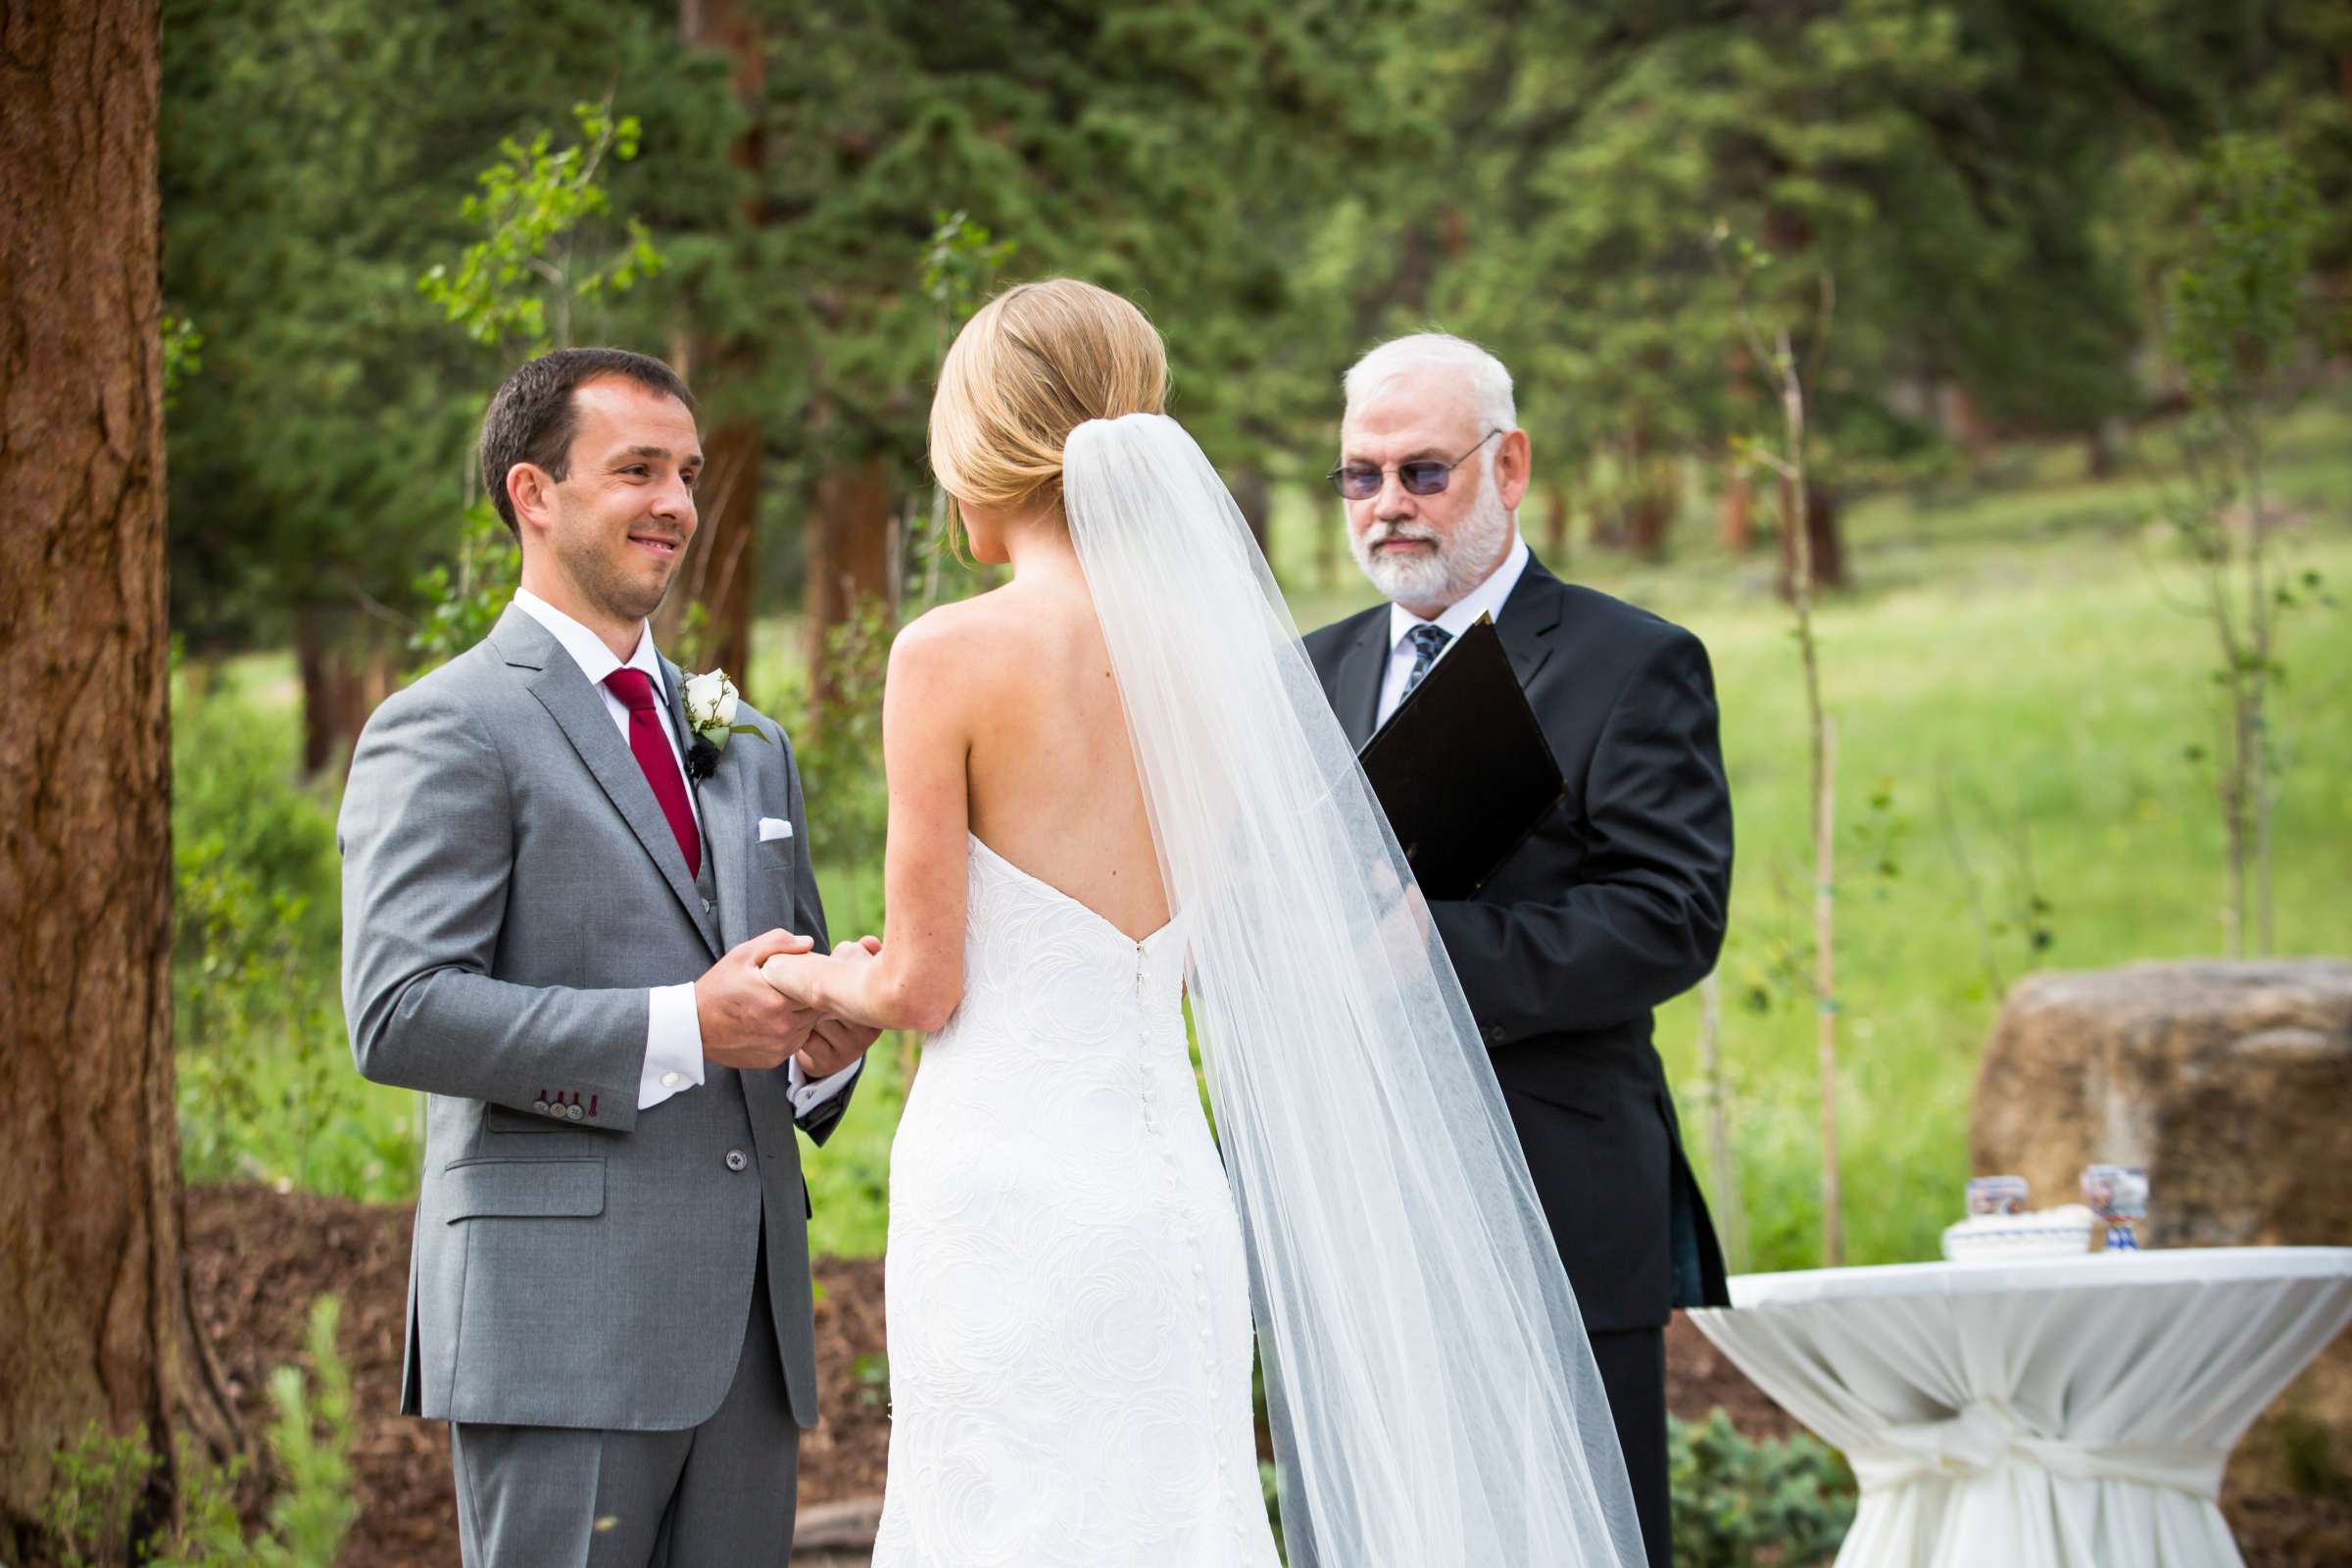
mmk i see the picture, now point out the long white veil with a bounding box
[1061,413,1644,1566]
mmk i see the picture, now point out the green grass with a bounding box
[175,392,2351,1273]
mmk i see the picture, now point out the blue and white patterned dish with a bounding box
[1941,1204,2098,1262]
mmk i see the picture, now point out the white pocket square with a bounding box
[758,817,794,843]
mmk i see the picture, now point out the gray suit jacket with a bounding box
[339,604,853,1433]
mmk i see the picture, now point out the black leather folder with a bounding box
[1357,614,1566,900]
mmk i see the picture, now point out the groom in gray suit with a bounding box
[340,348,877,1565]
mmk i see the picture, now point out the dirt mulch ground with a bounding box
[186,1185,889,1566]
[187,1184,2342,1566]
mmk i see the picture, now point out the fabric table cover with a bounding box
[1687,1248,2352,1567]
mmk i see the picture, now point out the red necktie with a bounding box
[603,667,702,879]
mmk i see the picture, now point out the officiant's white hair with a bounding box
[1343,333,1517,442]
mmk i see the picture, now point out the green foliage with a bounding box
[40,1422,157,1568]
[2167,134,2326,416]
[787,602,898,870]
[922,210,1018,332]
[161,311,203,409]
[406,500,522,677]
[1669,1410,1855,1568]
[172,665,419,1201]
[851,1351,890,1410]
[398,93,671,679]
[2276,1409,2352,1502]
[913,212,1021,595]
[418,98,663,353]
[2155,132,2335,955]
[1413,0,2184,505]
[39,1298,357,1568]
[161,0,714,655]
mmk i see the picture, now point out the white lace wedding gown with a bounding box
[871,834,1283,1567]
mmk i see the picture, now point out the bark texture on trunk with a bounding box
[657,413,760,678]
[0,0,240,1551]
[656,0,765,679]
[805,457,895,709]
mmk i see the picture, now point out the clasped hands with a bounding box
[694,929,884,1080]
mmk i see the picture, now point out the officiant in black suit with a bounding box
[1303,334,1735,1568]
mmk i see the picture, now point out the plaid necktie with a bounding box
[1401,623,1452,700]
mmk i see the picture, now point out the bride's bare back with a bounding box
[838,535,1166,1033]
[952,566,1168,943]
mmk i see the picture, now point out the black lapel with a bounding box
[1333,612,1390,751]
[499,608,722,959]
[667,657,750,951]
[1495,553,1565,691]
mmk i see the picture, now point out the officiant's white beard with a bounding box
[1348,463,1516,611]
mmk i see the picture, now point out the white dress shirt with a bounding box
[513,589,856,1117]
[1373,532,1532,729]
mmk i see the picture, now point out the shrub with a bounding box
[154,1297,360,1567]
[39,1296,357,1567]
[1669,1409,1856,1568]
[172,666,418,1200]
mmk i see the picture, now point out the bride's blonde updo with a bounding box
[928,278,1168,525]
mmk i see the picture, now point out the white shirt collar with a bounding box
[1387,532,1531,653]
[513,586,663,692]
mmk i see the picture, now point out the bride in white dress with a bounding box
[761,280,1642,1567]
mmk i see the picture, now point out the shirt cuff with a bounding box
[640,984,707,1110]
[787,1055,861,1118]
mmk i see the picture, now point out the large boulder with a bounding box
[1972,958,2352,1488]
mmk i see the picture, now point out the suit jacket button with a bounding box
[702,898,715,914]
[565,1103,585,1121]
[724,1150,750,1172]
[532,1101,551,1115]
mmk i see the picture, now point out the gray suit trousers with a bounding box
[451,1234,800,1566]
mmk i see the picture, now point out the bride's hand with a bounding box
[759,950,824,1007]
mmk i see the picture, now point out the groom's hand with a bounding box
[697,929,822,1070]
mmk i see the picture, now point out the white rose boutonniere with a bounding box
[681,668,767,781]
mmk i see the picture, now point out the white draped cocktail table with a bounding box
[1687,1248,2352,1568]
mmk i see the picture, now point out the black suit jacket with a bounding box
[1305,553,1733,1331]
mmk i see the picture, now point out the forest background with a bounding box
[156,0,2352,1281]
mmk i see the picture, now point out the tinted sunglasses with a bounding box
[1327,429,1500,501]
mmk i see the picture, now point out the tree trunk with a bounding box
[2085,417,2122,480]
[1778,479,1849,594]
[1230,464,1272,560]
[295,608,397,779]
[658,412,760,678]
[1718,460,1754,552]
[1542,484,1572,563]
[658,0,766,679]
[1625,481,1675,560]
[0,1,240,1552]
[1621,427,1678,561]
[805,457,894,709]
[1939,380,1998,464]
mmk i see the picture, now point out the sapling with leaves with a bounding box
[2161,134,2334,957]
[1711,220,1848,1265]
[408,97,669,677]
